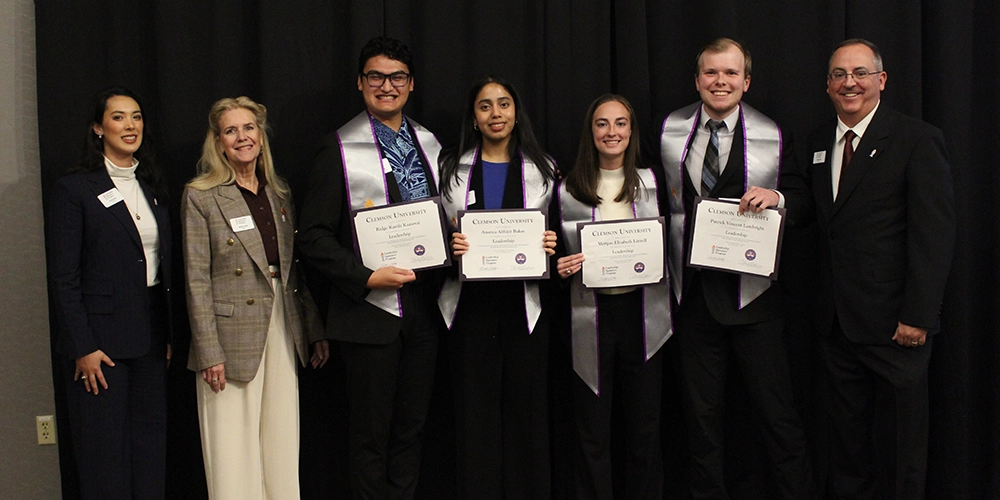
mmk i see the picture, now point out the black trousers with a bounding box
[573,290,664,500]
[64,284,168,500]
[822,319,932,500]
[340,284,441,500]
[449,280,551,499]
[674,285,815,500]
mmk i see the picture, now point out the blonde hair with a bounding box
[187,96,289,198]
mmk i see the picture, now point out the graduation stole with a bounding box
[338,111,442,317]
[660,102,781,309]
[558,168,673,396]
[437,147,553,333]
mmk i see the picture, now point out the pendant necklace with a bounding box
[133,184,141,220]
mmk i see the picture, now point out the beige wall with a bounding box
[0,0,62,497]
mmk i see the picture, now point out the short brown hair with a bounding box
[696,38,752,77]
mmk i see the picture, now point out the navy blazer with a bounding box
[48,168,173,360]
[805,105,955,344]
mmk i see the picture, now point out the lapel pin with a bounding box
[869,149,877,158]
[280,206,287,223]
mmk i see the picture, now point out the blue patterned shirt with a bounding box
[371,116,431,201]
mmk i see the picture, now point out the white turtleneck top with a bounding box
[596,167,636,295]
[105,156,161,286]
[596,167,632,221]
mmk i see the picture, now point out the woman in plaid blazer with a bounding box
[182,96,328,499]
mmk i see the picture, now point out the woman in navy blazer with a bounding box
[47,87,172,499]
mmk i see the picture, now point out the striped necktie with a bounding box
[701,119,726,197]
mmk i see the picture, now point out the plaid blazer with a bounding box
[182,183,323,382]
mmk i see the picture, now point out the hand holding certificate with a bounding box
[578,217,667,288]
[458,209,550,281]
[352,198,450,272]
[687,198,785,279]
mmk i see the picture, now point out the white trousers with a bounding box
[197,278,300,500]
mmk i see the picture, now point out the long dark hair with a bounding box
[75,86,167,200]
[564,94,644,207]
[440,75,554,202]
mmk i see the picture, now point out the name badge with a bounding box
[467,190,477,206]
[812,151,827,164]
[382,158,394,175]
[97,188,124,208]
[230,215,255,232]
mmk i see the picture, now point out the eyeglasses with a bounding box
[828,69,882,82]
[361,71,411,88]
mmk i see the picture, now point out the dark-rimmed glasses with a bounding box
[361,71,411,88]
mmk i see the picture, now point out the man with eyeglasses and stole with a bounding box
[298,36,444,500]
[805,38,954,499]
[659,37,816,499]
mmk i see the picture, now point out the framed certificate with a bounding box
[578,217,666,289]
[458,208,550,281]
[351,198,450,272]
[687,197,786,279]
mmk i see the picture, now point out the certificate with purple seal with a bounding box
[687,198,785,279]
[352,198,450,271]
[458,208,550,281]
[578,217,666,288]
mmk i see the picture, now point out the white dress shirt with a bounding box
[684,104,785,206]
[685,105,740,197]
[831,100,880,200]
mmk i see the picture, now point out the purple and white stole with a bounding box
[559,168,673,395]
[338,111,442,317]
[437,147,553,333]
[660,102,781,309]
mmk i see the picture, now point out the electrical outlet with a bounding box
[36,415,56,445]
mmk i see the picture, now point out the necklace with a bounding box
[131,183,141,220]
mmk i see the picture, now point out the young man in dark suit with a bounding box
[660,38,815,499]
[297,36,444,500]
[805,38,955,500]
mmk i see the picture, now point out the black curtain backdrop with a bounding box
[35,1,998,499]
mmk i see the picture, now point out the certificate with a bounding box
[458,209,550,281]
[352,198,450,271]
[578,217,666,288]
[687,198,785,279]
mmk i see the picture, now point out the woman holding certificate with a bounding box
[554,94,673,500]
[182,96,328,499]
[438,75,557,499]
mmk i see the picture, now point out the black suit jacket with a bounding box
[805,105,955,344]
[297,120,443,345]
[48,168,173,359]
[678,117,808,325]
